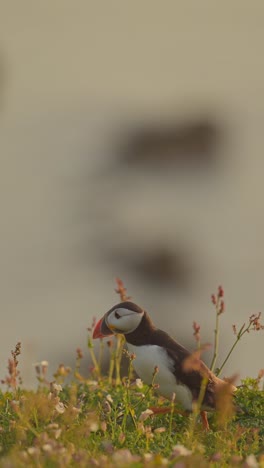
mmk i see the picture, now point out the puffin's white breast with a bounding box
[126,343,193,411]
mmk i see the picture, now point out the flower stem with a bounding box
[115,334,125,385]
[108,349,115,385]
[210,299,220,372]
[216,323,247,376]
[87,336,100,377]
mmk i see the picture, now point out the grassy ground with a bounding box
[0,368,264,467]
[0,283,263,467]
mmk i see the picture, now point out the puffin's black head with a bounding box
[93,301,144,339]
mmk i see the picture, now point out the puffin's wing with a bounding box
[165,343,237,410]
[164,345,217,409]
[150,329,216,408]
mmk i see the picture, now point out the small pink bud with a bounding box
[218,300,225,314]
[76,348,83,359]
[193,321,201,341]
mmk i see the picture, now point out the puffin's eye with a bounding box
[115,311,121,319]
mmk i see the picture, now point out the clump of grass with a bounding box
[0,281,263,467]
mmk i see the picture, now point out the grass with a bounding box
[0,281,263,467]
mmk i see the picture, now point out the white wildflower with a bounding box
[89,422,99,432]
[106,394,113,403]
[154,427,166,433]
[47,423,59,429]
[144,454,153,462]
[136,378,143,389]
[245,454,258,468]
[87,380,98,386]
[54,429,62,439]
[42,444,52,452]
[28,447,40,456]
[41,360,49,367]
[52,383,62,394]
[139,409,154,422]
[55,402,65,414]
[172,444,192,457]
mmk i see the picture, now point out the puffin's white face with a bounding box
[106,307,144,334]
[93,302,145,339]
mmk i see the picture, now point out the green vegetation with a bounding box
[0,281,263,467]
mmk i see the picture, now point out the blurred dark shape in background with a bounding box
[72,114,223,305]
[118,118,221,169]
[113,245,192,288]
[74,116,219,295]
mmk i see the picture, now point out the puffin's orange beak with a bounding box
[93,317,114,339]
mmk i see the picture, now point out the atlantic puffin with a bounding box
[93,301,236,429]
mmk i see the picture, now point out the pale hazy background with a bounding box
[1,2,263,386]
